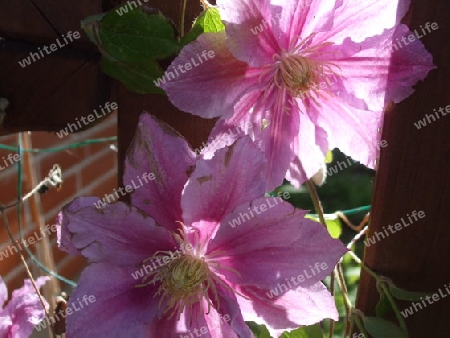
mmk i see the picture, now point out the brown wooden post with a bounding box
[355,0,450,336]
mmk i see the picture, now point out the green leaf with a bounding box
[181,8,225,46]
[194,8,225,33]
[98,8,179,62]
[101,57,164,94]
[306,213,342,239]
[280,324,323,338]
[246,322,271,338]
[325,150,333,164]
[389,284,434,302]
[363,317,407,338]
[81,8,176,94]
[376,291,394,318]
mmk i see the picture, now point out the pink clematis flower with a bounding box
[57,113,346,337]
[0,276,49,338]
[161,0,434,189]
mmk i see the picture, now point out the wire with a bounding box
[340,205,370,216]
[268,191,371,217]
[0,137,117,153]
[308,205,371,218]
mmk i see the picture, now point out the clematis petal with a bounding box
[0,278,7,308]
[57,198,176,266]
[124,113,195,232]
[209,279,253,338]
[206,91,305,189]
[318,0,411,44]
[218,0,338,66]
[207,197,346,289]
[174,303,213,338]
[2,277,50,337]
[147,315,180,338]
[202,303,239,338]
[161,32,260,119]
[182,137,266,241]
[387,24,435,104]
[275,0,337,47]
[217,0,280,67]
[56,196,99,256]
[202,90,266,159]
[257,89,298,191]
[237,283,338,337]
[66,264,162,338]
[206,87,299,190]
[286,105,328,187]
[320,26,434,111]
[8,277,49,299]
[309,93,383,168]
[0,318,10,338]
[173,300,239,338]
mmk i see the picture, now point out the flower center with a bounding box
[162,255,208,294]
[136,252,220,320]
[273,51,338,100]
[134,227,241,321]
[276,53,322,93]
[259,36,340,111]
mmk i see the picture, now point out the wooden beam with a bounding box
[0,0,109,135]
[355,0,450,336]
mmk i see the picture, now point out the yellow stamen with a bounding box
[274,51,338,98]
[258,37,341,114]
[137,253,219,321]
[135,228,241,322]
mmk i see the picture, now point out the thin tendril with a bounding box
[180,0,187,37]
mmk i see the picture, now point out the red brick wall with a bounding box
[0,113,117,299]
